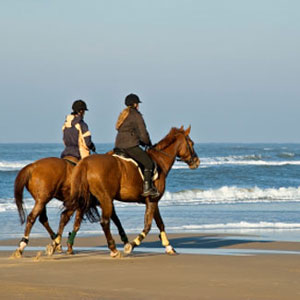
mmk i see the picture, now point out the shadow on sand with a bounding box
[125,234,270,250]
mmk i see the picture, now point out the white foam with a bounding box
[169,221,300,230]
[161,186,300,205]
[171,156,300,169]
[278,152,295,158]
[0,198,63,212]
[0,160,32,171]
[202,155,300,166]
[205,160,300,166]
[1,186,300,213]
[1,155,298,172]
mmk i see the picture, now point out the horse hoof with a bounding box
[166,245,177,255]
[56,244,63,253]
[66,247,74,255]
[10,249,22,259]
[124,243,133,255]
[34,251,42,262]
[45,244,55,256]
[110,250,122,258]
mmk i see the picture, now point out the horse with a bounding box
[66,126,200,257]
[12,157,129,258]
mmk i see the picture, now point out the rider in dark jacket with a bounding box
[115,94,159,198]
[61,100,96,161]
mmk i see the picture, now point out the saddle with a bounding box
[112,148,158,181]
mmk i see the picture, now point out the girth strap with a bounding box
[63,156,79,166]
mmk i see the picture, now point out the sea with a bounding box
[1,143,300,242]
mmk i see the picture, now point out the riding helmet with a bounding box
[72,100,88,113]
[125,94,142,107]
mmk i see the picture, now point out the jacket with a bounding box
[115,108,151,149]
[61,114,93,159]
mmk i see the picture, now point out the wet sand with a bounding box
[1,233,300,300]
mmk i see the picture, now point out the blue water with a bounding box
[1,143,300,241]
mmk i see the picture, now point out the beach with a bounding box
[1,233,300,300]
[1,143,300,299]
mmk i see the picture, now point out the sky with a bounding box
[1,0,300,143]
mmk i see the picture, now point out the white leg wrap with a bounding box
[110,250,120,258]
[19,241,27,252]
[160,231,170,246]
[134,232,146,246]
[54,236,61,245]
[165,245,173,253]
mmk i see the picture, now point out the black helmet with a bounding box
[125,94,141,107]
[72,100,88,113]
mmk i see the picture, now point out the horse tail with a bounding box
[14,163,33,224]
[69,161,89,210]
[68,161,100,222]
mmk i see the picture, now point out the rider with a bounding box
[115,94,159,198]
[61,100,96,162]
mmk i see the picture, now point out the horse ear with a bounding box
[180,125,184,131]
[185,125,191,136]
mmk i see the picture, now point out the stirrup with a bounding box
[149,187,160,198]
[141,182,160,198]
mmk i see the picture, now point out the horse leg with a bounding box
[111,204,129,245]
[154,206,176,255]
[99,200,121,258]
[46,208,75,256]
[66,209,84,255]
[124,198,157,255]
[38,207,63,253]
[12,202,45,258]
[66,204,127,255]
[39,207,56,239]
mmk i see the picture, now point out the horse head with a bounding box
[176,125,200,169]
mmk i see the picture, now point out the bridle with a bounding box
[151,134,198,166]
[176,135,198,166]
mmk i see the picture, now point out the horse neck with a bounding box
[151,138,180,175]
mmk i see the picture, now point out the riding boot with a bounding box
[141,169,160,198]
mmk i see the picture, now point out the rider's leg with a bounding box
[124,146,159,197]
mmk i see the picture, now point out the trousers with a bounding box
[123,146,154,180]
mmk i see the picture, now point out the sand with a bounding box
[0,233,300,300]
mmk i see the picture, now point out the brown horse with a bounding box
[66,126,200,257]
[12,157,128,258]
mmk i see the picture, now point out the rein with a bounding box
[151,148,173,159]
[151,134,197,165]
[176,135,198,165]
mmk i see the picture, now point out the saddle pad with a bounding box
[112,154,158,181]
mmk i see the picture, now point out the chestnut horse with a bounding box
[12,157,128,258]
[66,126,200,257]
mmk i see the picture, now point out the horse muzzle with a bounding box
[188,157,200,169]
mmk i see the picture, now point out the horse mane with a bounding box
[154,127,184,151]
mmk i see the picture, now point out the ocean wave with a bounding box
[0,160,32,171]
[0,198,63,213]
[203,160,300,166]
[160,186,300,205]
[202,154,300,166]
[1,155,299,172]
[168,221,300,230]
[277,152,296,158]
[171,156,300,169]
[1,186,300,213]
